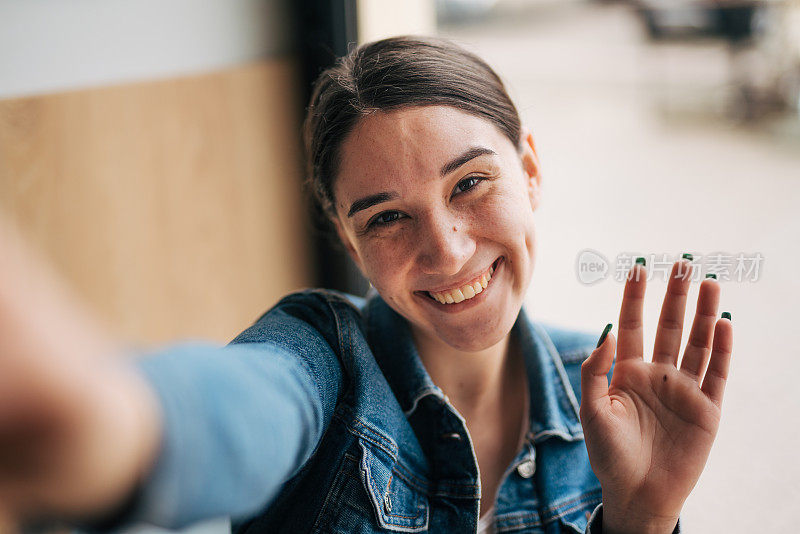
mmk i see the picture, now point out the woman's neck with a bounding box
[410,327,516,420]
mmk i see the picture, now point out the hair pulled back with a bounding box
[303,35,522,218]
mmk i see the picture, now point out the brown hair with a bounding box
[303,35,522,218]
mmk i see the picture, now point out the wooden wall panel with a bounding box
[0,59,311,344]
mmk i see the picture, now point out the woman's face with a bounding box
[333,105,541,352]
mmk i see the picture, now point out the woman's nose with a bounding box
[415,217,476,276]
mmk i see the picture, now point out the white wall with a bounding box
[357,0,436,44]
[0,0,293,99]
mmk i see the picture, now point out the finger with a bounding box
[580,328,615,424]
[617,261,646,361]
[652,260,693,365]
[701,316,733,406]
[680,278,720,380]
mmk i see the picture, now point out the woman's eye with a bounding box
[369,210,402,228]
[453,176,482,195]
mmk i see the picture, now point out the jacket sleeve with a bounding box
[113,292,346,529]
[585,504,681,534]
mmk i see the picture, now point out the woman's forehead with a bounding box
[336,106,511,198]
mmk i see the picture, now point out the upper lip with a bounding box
[419,257,500,294]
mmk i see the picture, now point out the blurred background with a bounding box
[1,0,798,532]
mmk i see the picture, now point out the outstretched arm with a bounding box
[128,338,341,528]
[0,218,341,529]
[580,259,733,534]
[0,219,161,526]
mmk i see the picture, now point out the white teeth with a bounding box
[427,261,499,304]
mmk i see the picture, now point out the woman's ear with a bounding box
[520,126,542,211]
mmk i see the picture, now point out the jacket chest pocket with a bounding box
[314,439,430,533]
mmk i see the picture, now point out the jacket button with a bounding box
[384,493,392,513]
[516,459,535,478]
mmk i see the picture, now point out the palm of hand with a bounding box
[584,358,720,516]
[579,260,733,526]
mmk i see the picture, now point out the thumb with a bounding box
[580,325,616,424]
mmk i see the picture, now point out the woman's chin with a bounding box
[404,291,522,353]
[444,336,506,353]
[431,315,516,353]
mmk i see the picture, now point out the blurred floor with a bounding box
[440,1,800,531]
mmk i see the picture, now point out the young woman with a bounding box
[0,37,732,534]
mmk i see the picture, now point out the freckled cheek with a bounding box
[475,196,537,288]
[476,196,531,245]
[359,237,416,291]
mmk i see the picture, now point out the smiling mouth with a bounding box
[424,258,502,304]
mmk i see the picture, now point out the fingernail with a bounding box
[721,311,731,321]
[635,257,646,266]
[705,273,717,280]
[682,253,693,261]
[596,323,613,348]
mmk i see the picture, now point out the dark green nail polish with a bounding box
[597,323,613,348]
[721,312,731,321]
[706,273,717,280]
[682,253,693,261]
[635,257,646,266]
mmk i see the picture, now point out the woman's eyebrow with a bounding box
[440,146,497,176]
[347,191,398,218]
[346,146,496,218]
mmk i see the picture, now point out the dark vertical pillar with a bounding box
[293,0,370,296]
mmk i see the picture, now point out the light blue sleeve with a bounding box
[125,340,338,529]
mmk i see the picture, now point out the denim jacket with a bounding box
[130,288,678,533]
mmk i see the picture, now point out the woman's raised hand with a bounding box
[579,259,733,534]
[0,219,160,526]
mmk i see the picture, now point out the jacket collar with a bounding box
[362,293,584,444]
